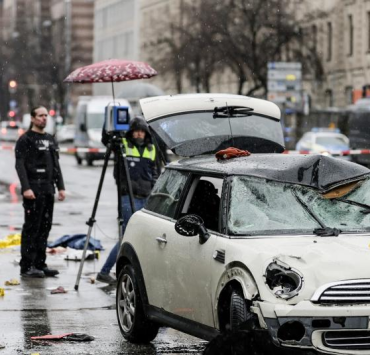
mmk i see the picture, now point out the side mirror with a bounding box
[80,123,87,132]
[175,214,210,245]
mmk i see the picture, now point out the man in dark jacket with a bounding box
[97,116,157,284]
[15,106,66,278]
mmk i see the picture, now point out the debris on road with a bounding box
[31,333,94,341]
[48,234,104,250]
[0,233,21,248]
[65,248,99,261]
[0,288,4,297]
[47,246,67,254]
[4,279,20,286]
[0,343,5,349]
[50,286,68,294]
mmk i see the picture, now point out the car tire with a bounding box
[86,156,94,166]
[230,291,248,330]
[116,264,159,343]
[75,153,82,165]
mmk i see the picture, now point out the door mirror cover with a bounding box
[175,214,205,237]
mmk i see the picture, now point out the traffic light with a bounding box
[49,109,56,116]
[8,80,17,94]
[8,110,16,118]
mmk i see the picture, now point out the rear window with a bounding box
[316,136,347,146]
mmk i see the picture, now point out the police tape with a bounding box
[1,145,370,156]
[0,145,106,153]
[58,147,106,153]
[282,149,370,156]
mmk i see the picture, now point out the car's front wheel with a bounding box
[230,290,249,330]
[116,265,159,343]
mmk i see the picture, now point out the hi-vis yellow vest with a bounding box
[122,138,156,161]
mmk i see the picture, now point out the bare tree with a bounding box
[148,0,323,96]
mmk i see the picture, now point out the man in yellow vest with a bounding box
[97,116,157,284]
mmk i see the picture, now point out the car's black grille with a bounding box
[312,280,370,304]
[323,330,370,350]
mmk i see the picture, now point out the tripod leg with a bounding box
[74,144,112,291]
[115,149,124,242]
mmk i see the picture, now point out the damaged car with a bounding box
[115,93,370,354]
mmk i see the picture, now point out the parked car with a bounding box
[55,124,75,143]
[296,128,350,156]
[115,94,370,354]
[0,121,24,142]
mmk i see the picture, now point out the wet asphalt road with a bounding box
[0,147,319,355]
[0,147,206,354]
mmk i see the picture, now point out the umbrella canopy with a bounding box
[63,59,157,83]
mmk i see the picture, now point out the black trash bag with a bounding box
[63,333,95,342]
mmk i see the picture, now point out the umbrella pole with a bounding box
[111,79,115,103]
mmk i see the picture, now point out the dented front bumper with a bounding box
[253,301,370,354]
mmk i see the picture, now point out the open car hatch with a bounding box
[140,94,285,157]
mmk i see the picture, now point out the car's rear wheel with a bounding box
[116,265,159,343]
[86,156,93,166]
[75,153,82,165]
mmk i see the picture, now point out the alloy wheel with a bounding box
[118,273,136,332]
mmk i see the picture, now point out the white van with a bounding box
[74,96,131,166]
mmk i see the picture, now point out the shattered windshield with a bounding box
[228,176,370,236]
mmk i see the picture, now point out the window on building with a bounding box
[348,15,353,56]
[345,86,354,105]
[327,22,332,61]
[312,24,317,51]
[325,89,334,107]
[368,12,370,51]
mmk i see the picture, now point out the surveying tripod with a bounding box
[74,133,136,291]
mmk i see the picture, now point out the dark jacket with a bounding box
[15,130,65,195]
[102,116,158,198]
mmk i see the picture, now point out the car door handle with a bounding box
[156,234,167,244]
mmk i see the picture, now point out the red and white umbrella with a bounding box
[64,59,158,99]
[64,59,157,83]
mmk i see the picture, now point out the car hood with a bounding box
[140,94,285,157]
[227,235,370,301]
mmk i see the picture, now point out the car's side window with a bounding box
[145,169,188,218]
[182,176,223,232]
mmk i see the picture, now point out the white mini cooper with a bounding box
[116,94,370,354]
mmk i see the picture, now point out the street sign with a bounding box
[268,62,302,70]
[267,62,302,111]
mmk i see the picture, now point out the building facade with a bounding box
[93,0,140,96]
[51,0,94,117]
[302,0,370,109]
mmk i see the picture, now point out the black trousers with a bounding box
[20,194,54,272]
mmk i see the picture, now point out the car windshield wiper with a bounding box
[213,106,254,118]
[291,189,341,236]
[333,198,370,214]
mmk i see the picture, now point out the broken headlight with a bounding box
[265,261,303,300]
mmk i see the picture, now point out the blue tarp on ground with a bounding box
[48,234,104,251]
